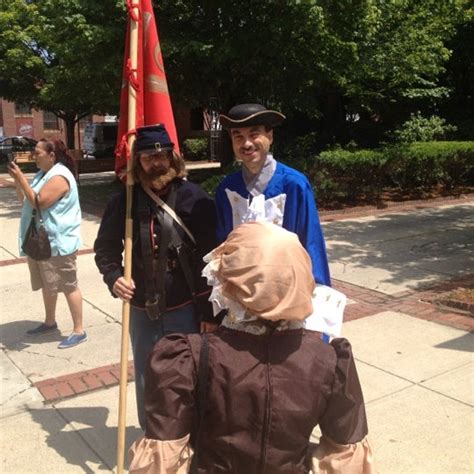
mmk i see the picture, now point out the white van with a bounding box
[83,122,118,158]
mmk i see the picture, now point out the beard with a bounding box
[135,165,178,191]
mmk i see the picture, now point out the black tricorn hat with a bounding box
[134,124,174,153]
[219,103,286,129]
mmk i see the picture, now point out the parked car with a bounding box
[82,122,118,159]
[0,136,38,163]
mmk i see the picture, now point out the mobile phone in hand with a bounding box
[7,156,17,169]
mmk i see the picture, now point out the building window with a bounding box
[79,114,92,129]
[14,103,32,116]
[43,111,59,130]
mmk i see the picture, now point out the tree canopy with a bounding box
[0,0,471,150]
[157,0,468,147]
[0,0,126,147]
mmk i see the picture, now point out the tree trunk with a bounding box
[63,113,77,149]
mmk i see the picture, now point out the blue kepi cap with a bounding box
[134,124,174,153]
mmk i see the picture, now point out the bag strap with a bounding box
[190,333,209,474]
[170,225,197,305]
[142,184,196,245]
[33,194,44,222]
[153,187,177,313]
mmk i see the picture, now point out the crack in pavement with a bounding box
[0,386,38,407]
[82,297,121,324]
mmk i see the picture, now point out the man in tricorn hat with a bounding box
[216,103,330,286]
[94,124,217,430]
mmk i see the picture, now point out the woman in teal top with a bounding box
[8,139,87,349]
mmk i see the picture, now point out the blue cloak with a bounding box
[216,161,331,286]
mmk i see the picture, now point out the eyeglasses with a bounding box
[139,152,169,163]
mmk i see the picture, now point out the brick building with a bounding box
[0,98,224,163]
[0,98,111,150]
[1,97,202,143]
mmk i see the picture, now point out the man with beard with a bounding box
[94,124,217,430]
[216,103,330,286]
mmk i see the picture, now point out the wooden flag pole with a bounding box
[117,2,139,473]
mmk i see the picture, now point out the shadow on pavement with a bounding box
[325,205,474,290]
[0,320,63,351]
[30,406,141,472]
[435,333,474,352]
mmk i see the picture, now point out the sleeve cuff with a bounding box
[311,435,376,474]
[103,267,123,296]
[129,434,193,474]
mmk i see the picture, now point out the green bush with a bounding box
[314,149,388,201]
[307,141,473,204]
[199,173,225,197]
[390,112,457,143]
[196,160,246,197]
[195,141,473,204]
[183,138,208,161]
[388,141,474,190]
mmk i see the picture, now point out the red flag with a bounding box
[115,0,180,177]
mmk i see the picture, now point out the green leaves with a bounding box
[156,0,464,146]
[391,112,457,142]
[1,0,469,149]
[0,0,126,147]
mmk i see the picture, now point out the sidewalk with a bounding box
[0,172,473,473]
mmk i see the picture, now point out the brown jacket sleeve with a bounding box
[144,334,198,440]
[319,338,369,445]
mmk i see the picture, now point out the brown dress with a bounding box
[129,325,375,473]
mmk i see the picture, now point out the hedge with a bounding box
[310,141,474,203]
[183,137,208,161]
[389,141,474,190]
[315,149,388,201]
[199,141,473,204]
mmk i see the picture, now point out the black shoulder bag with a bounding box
[22,195,52,261]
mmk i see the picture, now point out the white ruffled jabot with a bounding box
[201,249,347,338]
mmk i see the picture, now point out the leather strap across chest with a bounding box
[137,184,197,318]
[137,185,177,315]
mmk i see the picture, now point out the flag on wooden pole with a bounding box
[115,2,179,472]
[115,0,180,178]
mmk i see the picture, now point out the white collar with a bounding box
[242,153,276,196]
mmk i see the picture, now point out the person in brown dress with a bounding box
[129,222,375,473]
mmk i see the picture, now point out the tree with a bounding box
[156,0,462,148]
[2,1,465,150]
[345,0,463,144]
[438,2,474,139]
[0,0,126,148]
